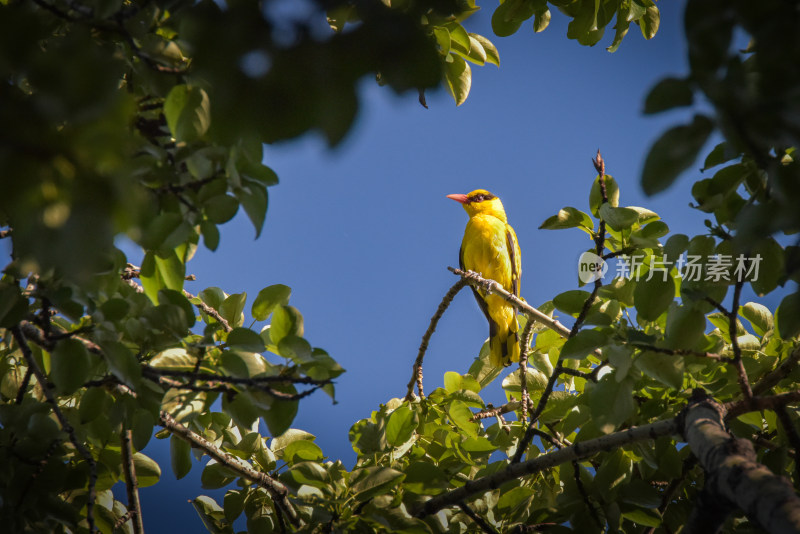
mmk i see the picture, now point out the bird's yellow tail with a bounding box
[489,316,520,367]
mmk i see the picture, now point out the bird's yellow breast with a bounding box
[461,214,515,292]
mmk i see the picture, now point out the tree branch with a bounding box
[752,345,800,395]
[415,418,679,518]
[120,429,145,534]
[728,280,753,399]
[457,502,500,534]
[158,411,299,527]
[684,392,800,532]
[10,326,98,533]
[518,318,537,423]
[405,277,470,401]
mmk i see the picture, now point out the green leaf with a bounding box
[283,440,323,465]
[553,290,593,316]
[219,292,247,328]
[351,466,405,502]
[444,54,471,107]
[635,351,684,390]
[593,448,631,494]
[750,238,784,296]
[140,250,185,304]
[164,85,211,142]
[533,6,551,33]
[639,5,660,40]
[599,204,640,231]
[740,302,773,337]
[271,429,316,455]
[50,338,91,394]
[221,351,267,378]
[98,340,142,389]
[501,367,548,395]
[497,486,534,515]
[664,304,706,349]
[386,405,418,446]
[235,183,268,238]
[622,507,662,527]
[252,284,291,321]
[589,376,635,432]
[589,175,620,217]
[0,282,29,327]
[776,291,800,340]
[158,288,196,329]
[539,207,593,231]
[470,33,499,66]
[270,305,304,344]
[171,435,192,480]
[263,395,298,437]
[642,115,714,195]
[491,0,536,37]
[634,273,675,321]
[200,220,220,251]
[201,461,237,489]
[561,329,608,360]
[448,399,479,437]
[702,142,740,170]
[134,452,161,487]
[227,328,266,352]
[80,387,109,423]
[204,195,239,224]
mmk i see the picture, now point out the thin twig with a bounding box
[14,367,33,404]
[405,278,470,400]
[728,280,753,399]
[11,327,98,533]
[457,502,501,534]
[573,461,603,528]
[643,456,698,534]
[518,319,537,424]
[120,429,145,534]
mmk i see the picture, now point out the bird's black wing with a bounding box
[506,229,520,297]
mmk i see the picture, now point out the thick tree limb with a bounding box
[158,411,299,527]
[683,393,800,533]
[418,391,800,523]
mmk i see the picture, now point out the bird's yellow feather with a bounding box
[449,189,521,367]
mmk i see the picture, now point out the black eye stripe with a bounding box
[467,193,495,203]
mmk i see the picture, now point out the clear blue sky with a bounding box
[107,1,788,529]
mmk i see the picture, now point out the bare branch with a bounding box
[405,277,470,401]
[518,319,537,423]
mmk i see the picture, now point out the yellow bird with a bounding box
[447,189,521,367]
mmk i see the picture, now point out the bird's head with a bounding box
[446,189,507,222]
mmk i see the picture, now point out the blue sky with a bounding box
[54,1,793,529]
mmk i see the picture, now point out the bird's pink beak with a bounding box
[446,193,468,204]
